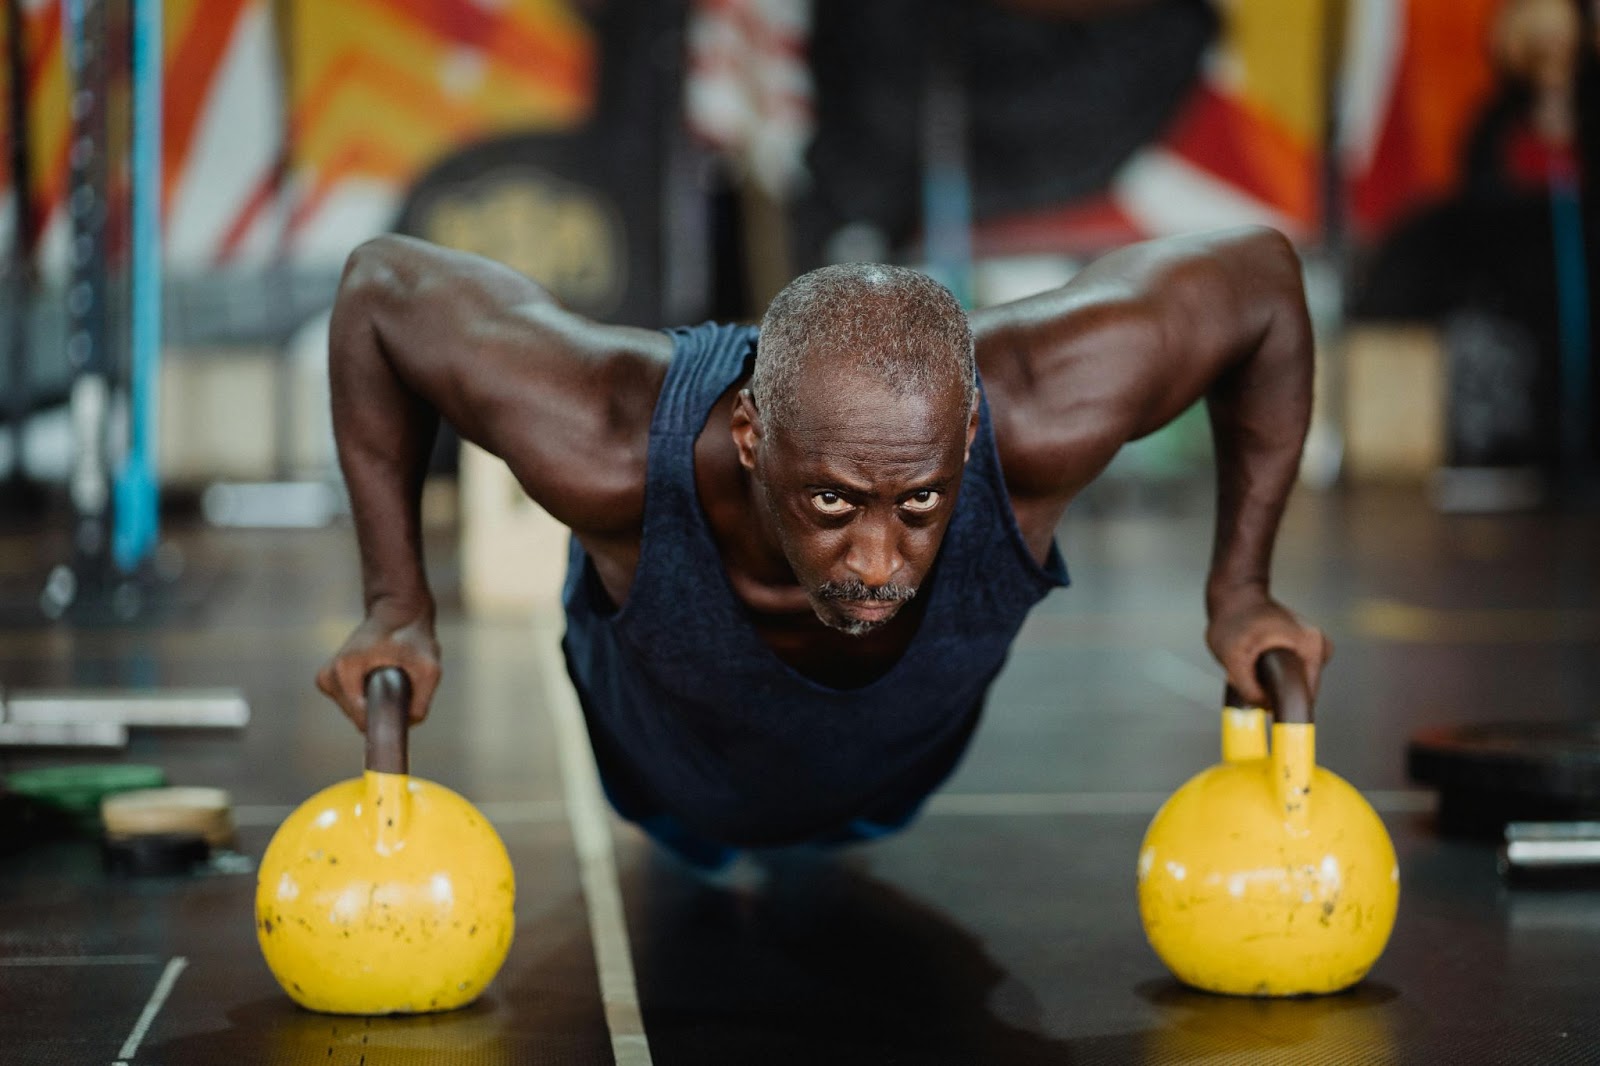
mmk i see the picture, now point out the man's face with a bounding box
[733,368,978,636]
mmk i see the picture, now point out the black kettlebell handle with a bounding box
[1223,648,1313,725]
[364,667,411,775]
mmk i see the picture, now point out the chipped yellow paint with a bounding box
[1221,706,1268,762]
[256,770,515,1015]
[1138,710,1399,997]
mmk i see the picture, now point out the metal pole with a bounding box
[269,0,296,479]
[112,0,159,573]
[1318,0,1349,268]
[45,0,114,619]
[1299,0,1351,491]
[1549,162,1591,476]
[4,0,34,492]
[920,1,972,307]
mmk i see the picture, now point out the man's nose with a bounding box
[845,521,903,589]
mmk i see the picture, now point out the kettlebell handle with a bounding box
[1223,648,1313,724]
[364,667,411,775]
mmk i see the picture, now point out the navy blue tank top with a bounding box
[561,322,1068,846]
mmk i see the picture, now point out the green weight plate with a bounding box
[5,764,168,825]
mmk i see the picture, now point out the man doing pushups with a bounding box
[316,226,1330,868]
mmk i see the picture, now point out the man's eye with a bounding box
[812,492,852,515]
[902,490,941,513]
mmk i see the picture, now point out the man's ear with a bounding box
[731,389,762,472]
[963,393,980,461]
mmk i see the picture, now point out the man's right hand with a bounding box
[316,606,442,732]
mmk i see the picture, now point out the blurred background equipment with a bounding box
[1410,720,1600,836]
[2,0,1590,551]
[1350,0,1597,506]
[100,784,235,877]
[1,0,250,750]
[1499,821,1600,886]
[0,675,250,748]
[3,761,166,834]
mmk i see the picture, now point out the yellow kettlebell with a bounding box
[1137,649,1399,996]
[256,668,516,1014]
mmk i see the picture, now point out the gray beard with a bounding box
[824,612,890,637]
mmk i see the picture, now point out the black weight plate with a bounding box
[1408,722,1600,801]
[1409,722,1600,835]
[102,832,211,877]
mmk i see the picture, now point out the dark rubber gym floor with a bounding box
[2,483,1598,1065]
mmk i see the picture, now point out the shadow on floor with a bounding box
[622,844,1412,1066]
[624,845,1080,1064]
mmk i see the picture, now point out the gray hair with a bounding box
[752,264,975,433]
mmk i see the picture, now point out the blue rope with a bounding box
[1550,166,1591,468]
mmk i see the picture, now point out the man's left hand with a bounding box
[1205,590,1332,707]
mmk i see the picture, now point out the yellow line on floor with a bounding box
[533,629,652,1066]
[1352,599,1600,643]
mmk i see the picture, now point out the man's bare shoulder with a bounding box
[971,227,1298,502]
[501,302,676,439]
[485,307,675,538]
[347,236,678,536]
[972,272,1160,506]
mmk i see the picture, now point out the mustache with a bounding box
[815,579,918,603]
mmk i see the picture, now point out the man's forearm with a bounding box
[1203,248,1314,620]
[328,242,440,619]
